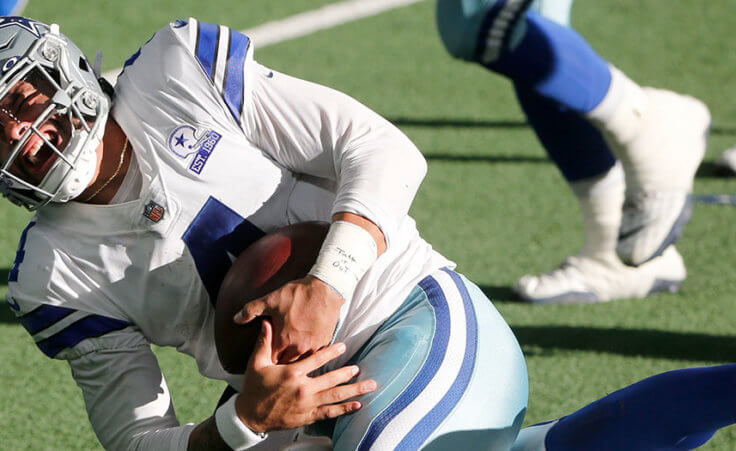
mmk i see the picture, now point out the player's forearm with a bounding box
[329,129,427,248]
[332,212,386,255]
[306,212,384,303]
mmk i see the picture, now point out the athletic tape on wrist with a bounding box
[308,220,378,300]
[215,394,267,450]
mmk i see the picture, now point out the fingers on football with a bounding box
[312,365,360,392]
[315,378,377,406]
[313,401,363,421]
[251,320,274,369]
[233,298,267,324]
[296,342,347,373]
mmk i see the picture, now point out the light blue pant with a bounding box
[436,0,574,61]
[331,268,528,450]
[530,0,573,26]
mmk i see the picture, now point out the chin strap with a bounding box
[93,49,103,78]
[93,50,116,99]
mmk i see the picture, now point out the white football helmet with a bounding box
[0,17,110,210]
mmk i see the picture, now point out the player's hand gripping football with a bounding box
[234,275,343,364]
[236,320,377,433]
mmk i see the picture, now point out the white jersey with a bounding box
[5,18,451,450]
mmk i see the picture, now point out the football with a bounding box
[215,221,329,374]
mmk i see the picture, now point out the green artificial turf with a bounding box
[1,0,735,448]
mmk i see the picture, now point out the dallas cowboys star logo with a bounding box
[0,17,47,39]
[175,133,187,147]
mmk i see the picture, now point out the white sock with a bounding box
[570,162,625,260]
[587,66,648,149]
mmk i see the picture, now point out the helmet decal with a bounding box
[0,31,18,53]
[0,17,46,39]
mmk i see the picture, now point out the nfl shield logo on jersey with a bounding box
[143,201,165,223]
[167,124,222,175]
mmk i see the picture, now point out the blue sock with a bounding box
[481,10,611,114]
[546,364,736,450]
[514,82,615,182]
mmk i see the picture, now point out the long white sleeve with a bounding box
[243,63,427,247]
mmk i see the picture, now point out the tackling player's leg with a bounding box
[492,3,658,303]
[512,364,736,450]
[436,0,709,299]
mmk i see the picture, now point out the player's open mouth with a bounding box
[19,125,63,181]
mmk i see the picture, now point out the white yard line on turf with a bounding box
[102,0,424,82]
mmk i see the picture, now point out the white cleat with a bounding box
[617,191,694,267]
[513,246,686,305]
[716,145,736,175]
[612,88,710,266]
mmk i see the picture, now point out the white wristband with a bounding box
[308,220,379,301]
[215,394,267,450]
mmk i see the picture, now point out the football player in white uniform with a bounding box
[1,16,527,450]
[2,16,735,451]
[436,0,709,304]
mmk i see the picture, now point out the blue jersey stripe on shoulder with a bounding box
[123,31,157,71]
[9,221,35,283]
[36,315,131,358]
[195,21,220,81]
[123,48,141,69]
[222,28,249,124]
[19,304,76,335]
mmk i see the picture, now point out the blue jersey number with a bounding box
[182,197,264,303]
[8,221,36,283]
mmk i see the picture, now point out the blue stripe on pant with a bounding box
[332,269,528,450]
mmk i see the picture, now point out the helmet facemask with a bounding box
[0,22,109,210]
